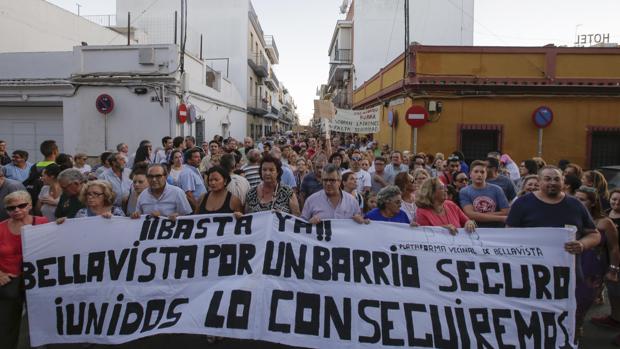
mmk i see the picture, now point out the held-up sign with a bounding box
[328,107,381,134]
[23,213,577,348]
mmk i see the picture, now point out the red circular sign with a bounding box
[177,103,188,123]
[531,106,553,129]
[405,105,428,128]
[95,94,114,114]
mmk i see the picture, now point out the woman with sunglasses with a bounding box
[1,190,48,349]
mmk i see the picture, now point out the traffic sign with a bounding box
[177,103,188,123]
[387,110,398,127]
[405,105,428,128]
[532,106,553,128]
[95,94,114,114]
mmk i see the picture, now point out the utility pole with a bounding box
[76,2,82,16]
[403,0,410,79]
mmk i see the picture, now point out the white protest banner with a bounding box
[23,213,577,348]
[328,107,381,134]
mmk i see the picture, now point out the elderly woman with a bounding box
[1,191,48,348]
[74,180,125,218]
[364,186,410,223]
[245,154,300,215]
[196,166,243,214]
[415,178,476,234]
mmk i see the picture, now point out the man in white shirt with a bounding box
[132,164,192,218]
[384,151,409,178]
[177,148,207,210]
[221,153,250,205]
[342,153,371,194]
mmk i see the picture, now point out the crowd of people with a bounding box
[1,134,619,347]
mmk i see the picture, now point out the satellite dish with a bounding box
[339,0,349,14]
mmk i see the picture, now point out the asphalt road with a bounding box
[17,301,620,349]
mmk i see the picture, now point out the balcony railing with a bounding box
[247,97,269,115]
[264,35,280,64]
[248,53,269,77]
[332,48,352,63]
[82,14,117,27]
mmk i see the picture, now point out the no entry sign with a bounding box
[405,105,428,128]
[532,106,553,128]
[95,94,114,114]
[177,103,188,123]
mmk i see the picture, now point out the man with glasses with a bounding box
[132,164,192,219]
[55,168,85,219]
[0,165,26,221]
[301,164,366,224]
[342,152,371,194]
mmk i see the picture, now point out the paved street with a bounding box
[16,299,620,349]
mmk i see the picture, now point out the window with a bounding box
[458,124,503,164]
[588,127,620,168]
[195,119,205,145]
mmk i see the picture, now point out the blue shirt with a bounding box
[364,208,410,224]
[487,175,517,201]
[4,162,33,182]
[459,183,509,228]
[177,165,207,201]
[301,172,323,199]
[281,165,297,188]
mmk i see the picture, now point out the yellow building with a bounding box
[353,45,620,168]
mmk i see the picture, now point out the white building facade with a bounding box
[0,44,246,161]
[116,0,298,138]
[330,0,475,91]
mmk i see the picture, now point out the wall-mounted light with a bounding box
[133,87,148,95]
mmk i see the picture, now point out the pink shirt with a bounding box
[416,200,469,227]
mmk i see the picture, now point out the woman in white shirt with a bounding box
[36,163,62,221]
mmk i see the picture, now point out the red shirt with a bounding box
[415,200,469,228]
[0,216,48,275]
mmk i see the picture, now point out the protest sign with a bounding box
[23,212,576,348]
[326,107,381,134]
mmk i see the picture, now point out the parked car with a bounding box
[598,165,620,190]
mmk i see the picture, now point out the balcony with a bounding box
[247,97,269,115]
[330,49,352,63]
[328,63,353,86]
[248,53,269,77]
[264,35,280,64]
[264,70,280,91]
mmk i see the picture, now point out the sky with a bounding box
[46,0,620,125]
